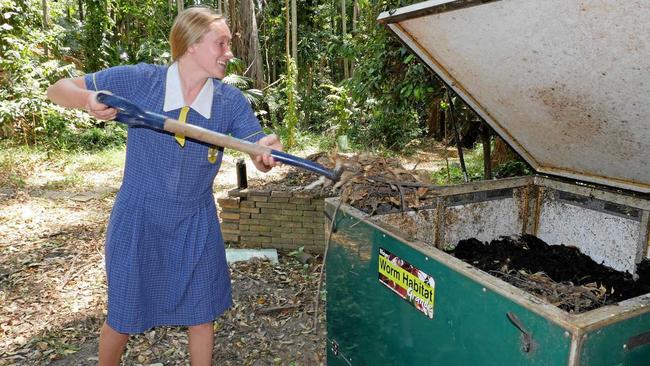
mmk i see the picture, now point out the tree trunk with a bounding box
[491,135,517,167]
[176,0,184,13]
[291,0,297,64]
[481,124,492,180]
[229,0,244,59]
[285,0,290,58]
[427,96,443,139]
[448,93,469,182]
[341,0,349,79]
[78,0,84,21]
[241,0,263,87]
[42,0,49,58]
[351,0,358,76]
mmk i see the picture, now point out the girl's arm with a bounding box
[47,77,117,121]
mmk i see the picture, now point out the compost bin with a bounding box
[325,1,650,365]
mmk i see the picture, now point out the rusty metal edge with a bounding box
[377,0,500,25]
[534,176,650,211]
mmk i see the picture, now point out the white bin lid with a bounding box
[379,0,650,193]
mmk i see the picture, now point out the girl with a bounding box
[47,7,281,365]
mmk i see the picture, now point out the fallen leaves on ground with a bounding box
[1,186,325,366]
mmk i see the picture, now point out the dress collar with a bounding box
[163,62,213,119]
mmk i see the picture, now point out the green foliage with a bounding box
[432,143,486,185]
[0,0,107,150]
[321,84,356,137]
[494,160,532,178]
[82,0,115,71]
[282,56,300,149]
[344,0,442,151]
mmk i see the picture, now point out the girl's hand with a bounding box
[253,134,283,172]
[85,91,118,120]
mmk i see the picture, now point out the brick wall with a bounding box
[217,189,327,254]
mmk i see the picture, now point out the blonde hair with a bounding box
[169,7,225,61]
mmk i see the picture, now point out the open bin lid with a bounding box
[378,0,650,194]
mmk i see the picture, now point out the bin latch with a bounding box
[331,340,340,356]
[507,311,535,353]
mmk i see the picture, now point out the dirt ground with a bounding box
[0,142,454,365]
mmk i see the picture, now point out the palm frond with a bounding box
[222,74,252,89]
[242,88,263,106]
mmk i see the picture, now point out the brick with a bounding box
[249,225,271,232]
[293,227,313,234]
[217,198,239,209]
[221,222,239,231]
[240,200,256,208]
[292,191,314,198]
[228,189,247,198]
[296,204,316,211]
[248,190,271,196]
[294,238,315,246]
[220,212,240,220]
[302,211,324,218]
[240,207,260,214]
[272,237,293,245]
[282,221,302,228]
[276,203,297,210]
[240,235,272,244]
[239,224,250,232]
[269,197,290,203]
[256,219,276,226]
[255,202,279,208]
[223,234,239,242]
[271,226,285,233]
[270,215,293,222]
[239,218,254,225]
[261,208,282,215]
[280,232,313,240]
[270,191,292,198]
[297,215,313,223]
[303,221,325,229]
[282,210,303,217]
[289,197,311,205]
[250,195,269,202]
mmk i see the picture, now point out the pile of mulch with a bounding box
[448,235,650,313]
[249,152,434,215]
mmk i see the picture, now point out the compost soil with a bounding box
[449,235,650,313]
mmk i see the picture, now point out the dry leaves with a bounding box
[1,180,325,365]
[251,152,436,215]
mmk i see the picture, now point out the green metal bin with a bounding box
[326,1,650,365]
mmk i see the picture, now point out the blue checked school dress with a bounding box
[85,63,264,334]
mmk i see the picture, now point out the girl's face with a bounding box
[188,20,233,79]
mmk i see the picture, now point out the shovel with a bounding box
[96,92,342,181]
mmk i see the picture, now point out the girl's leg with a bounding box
[188,322,214,366]
[99,322,129,366]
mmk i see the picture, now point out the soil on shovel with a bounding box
[448,235,650,313]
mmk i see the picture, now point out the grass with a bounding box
[0,142,126,191]
[70,147,126,172]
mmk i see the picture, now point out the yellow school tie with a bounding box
[175,106,189,147]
